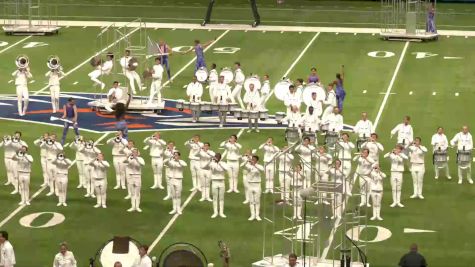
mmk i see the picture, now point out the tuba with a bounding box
[90,55,103,67]
[47,55,62,71]
[128,57,139,71]
[15,55,29,70]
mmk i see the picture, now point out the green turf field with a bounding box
[0,19,475,267]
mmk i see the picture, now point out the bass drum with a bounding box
[244,77,262,92]
[195,68,208,82]
[220,69,234,84]
[302,83,326,106]
[274,80,292,101]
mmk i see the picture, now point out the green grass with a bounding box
[0,25,475,267]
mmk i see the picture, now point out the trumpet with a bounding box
[57,153,65,160]
[17,150,25,157]
[75,135,83,143]
[16,55,29,70]
[47,55,62,71]
[114,136,122,143]
[12,136,19,143]
[85,142,94,148]
[46,139,55,145]
[3,135,11,142]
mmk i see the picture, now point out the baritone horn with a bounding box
[128,57,139,71]
[47,55,62,70]
[15,55,29,69]
[90,55,103,67]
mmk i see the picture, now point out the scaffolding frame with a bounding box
[2,0,59,35]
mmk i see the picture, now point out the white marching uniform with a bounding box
[52,158,73,206]
[324,89,337,108]
[277,152,294,200]
[81,145,101,197]
[220,141,242,192]
[214,82,232,126]
[163,147,177,200]
[241,154,252,203]
[328,166,345,219]
[320,106,333,132]
[284,110,302,129]
[353,155,375,206]
[307,99,323,118]
[295,144,315,188]
[107,87,125,103]
[149,64,164,105]
[354,119,373,139]
[431,133,450,179]
[232,68,245,107]
[260,80,271,107]
[120,56,142,94]
[384,152,408,207]
[338,141,354,194]
[314,152,332,204]
[89,159,110,208]
[292,170,305,220]
[164,158,188,214]
[205,160,229,218]
[208,69,218,102]
[323,113,344,133]
[408,145,427,198]
[283,91,301,115]
[186,82,203,122]
[123,156,145,212]
[300,110,321,132]
[70,140,86,188]
[243,90,261,131]
[361,141,384,163]
[242,162,264,221]
[41,141,63,196]
[185,140,204,191]
[0,240,16,267]
[1,139,26,193]
[33,137,49,187]
[259,143,279,193]
[196,148,215,201]
[369,169,386,220]
[450,132,474,184]
[106,137,128,189]
[12,153,33,205]
[390,123,414,147]
[88,59,113,89]
[45,69,65,113]
[53,251,77,267]
[144,137,166,189]
[132,255,152,267]
[12,69,32,116]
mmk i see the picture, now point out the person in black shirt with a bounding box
[399,243,427,267]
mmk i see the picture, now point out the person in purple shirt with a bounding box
[334,65,346,112]
[184,39,215,71]
[426,3,437,33]
[61,98,80,145]
[307,67,319,84]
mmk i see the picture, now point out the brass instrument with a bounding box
[15,55,29,70]
[142,68,153,79]
[3,135,11,142]
[128,57,139,71]
[46,139,55,145]
[57,153,65,160]
[47,55,62,71]
[12,137,19,143]
[89,55,103,67]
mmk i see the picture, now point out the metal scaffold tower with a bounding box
[2,0,59,35]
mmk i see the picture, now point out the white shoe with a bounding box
[199,198,205,202]
[458,180,463,184]
[226,189,233,193]
[94,204,101,208]
[136,208,142,212]
[158,186,165,189]
[397,203,405,208]
[323,201,330,205]
[330,215,335,219]
[248,216,255,221]
[151,185,158,189]
[297,216,303,220]
[46,192,54,196]
[243,200,249,204]
[84,193,91,197]
[62,203,67,207]
[219,213,227,218]
[177,210,182,215]
[256,129,260,133]
[163,196,171,200]
[127,207,135,212]
[247,129,252,133]
[256,216,262,221]
[91,194,96,198]
[102,205,107,208]
[370,216,376,221]
[121,186,126,189]
[390,202,397,207]
[418,195,424,199]
[377,216,383,221]
[469,179,474,184]
[169,209,177,215]
[56,202,61,206]
[447,176,452,180]
[4,181,11,185]
[366,203,371,207]
[434,176,439,180]
[189,188,195,192]
[211,213,218,218]
[124,195,131,199]
[11,190,18,195]
[206,198,213,202]
[113,185,120,190]
[410,195,417,199]
[359,203,365,207]
[234,189,240,193]
[76,184,82,189]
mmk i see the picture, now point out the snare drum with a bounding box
[356,137,368,152]
[211,104,220,111]
[219,104,230,112]
[201,102,212,112]
[190,102,201,112]
[220,68,234,84]
[249,110,259,120]
[234,108,243,120]
[183,101,191,110]
[457,150,472,165]
[433,149,448,164]
[302,131,316,144]
[259,109,269,121]
[275,112,286,124]
[176,100,185,111]
[285,127,300,144]
[325,131,339,147]
[229,103,239,112]
[195,67,208,82]
[241,110,250,119]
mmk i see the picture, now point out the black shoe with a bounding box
[252,21,260,28]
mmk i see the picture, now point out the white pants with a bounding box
[125,70,142,94]
[342,160,352,194]
[16,85,29,115]
[248,183,261,218]
[371,190,383,218]
[209,83,217,103]
[4,158,17,190]
[190,160,200,190]
[458,163,472,182]
[94,179,107,206]
[128,175,141,209]
[434,162,450,178]
[390,171,403,204]
[84,165,94,196]
[49,85,60,112]
[113,156,126,188]
[200,169,212,200]
[279,170,291,200]
[151,157,164,188]
[227,160,239,192]
[303,164,312,188]
[149,79,162,104]
[40,156,48,185]
[333,193,343,219]
[170,178,183,212]
[212,180,225,215]
[46,160,57,194]
[231,83,244,107]
[18,172,30,204]
[56,175,68,204]
[264,162,275,192]
[358,174,371,205]
[411,164,425,196]
[76,160,86,187]
[88,69,105,88]
[293,186,303,219]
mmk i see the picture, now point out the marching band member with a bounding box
[306,92,323,118]
[9,132,28,194]
[80,140,101,198]
[12,64,32,116]
[123,148,145,212]
[214,76,232,127]
[323,83,337,108]
[0,231,15,267]
[186,76,203,122]
[277,146,294,201]
[408,137,427,199]
[295,79,305,102]
[42,134,63,196]
[107,81,125,104]
[70,136,86,189]
[284,85,301,116]
[361,133,384,163]
[45,66,65,113]
[107,131,128,190]
[292,163,305,220]
[114,94,131,140]
[144,132,166,189]
[133,245,152,267]
[242,155,264,221]
[121,140,135,199]
[52,152,72,206]
[1,134,18,193]
[158,40,172,82]
[208,63,218,102]
[323,107,344,134]
[390,116,414,148]
[33,132,49,187]
[204,153,229,218]
[148,57,164,106]
[284,105,302,128]
[384,145,408,207]
[88,52,113,90]
[220,134,242,193]
[243,83,261,133]
[185,39,214,71]
[232,62,245,107]
[334,65,346,111]
[450,125,474,184]
[295,137,315,188]
[354,112,373,150]
[185,135,204,191]
[337,133,355,194]
[308,67,319,83]
[120,49,142,94]
[164,151,187,215]
[431,127,451,179]
[313,146,332,204]
[260,74,270,108]
[60,98,80,145]
[259,138,279,193]
[163,142,177,200]
[12,146,32,206]
[53,242,77,267]
[89,153,110,208]
[196,142,215,201]
[353,148,375,207]
[300,106,320,133]
[241,149,253,204]
[369,164,385,221]
[328,160,344,219]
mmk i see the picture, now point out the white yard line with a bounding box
[321,41,410,260]
[148,128,244,253]
[33,27,141,95]
[265,32,320,103]
[0,35,32,54]
[0,133,111,228]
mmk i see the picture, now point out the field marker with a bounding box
[335,32,339,35]
[379,92,395,95]
[372,33,375,36]
[73,81,79,85]
[362,90,367,94]
[265,32,320,103]
[190,28,194,31]
[8,80,13,84]
[354,32,357,35]
[443,56,463,59]
[34,26,141,95]
[0,35,32,54]
[432,92,436,96]
[322,41,410,260]
[171,28,176,31]
[404,228,436,234]
[29,80,35,84]
[455,92,459,96]
[409,91,413,95]
[262,30,266,33]
[208,29,212,32]
[82,26,87,29]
